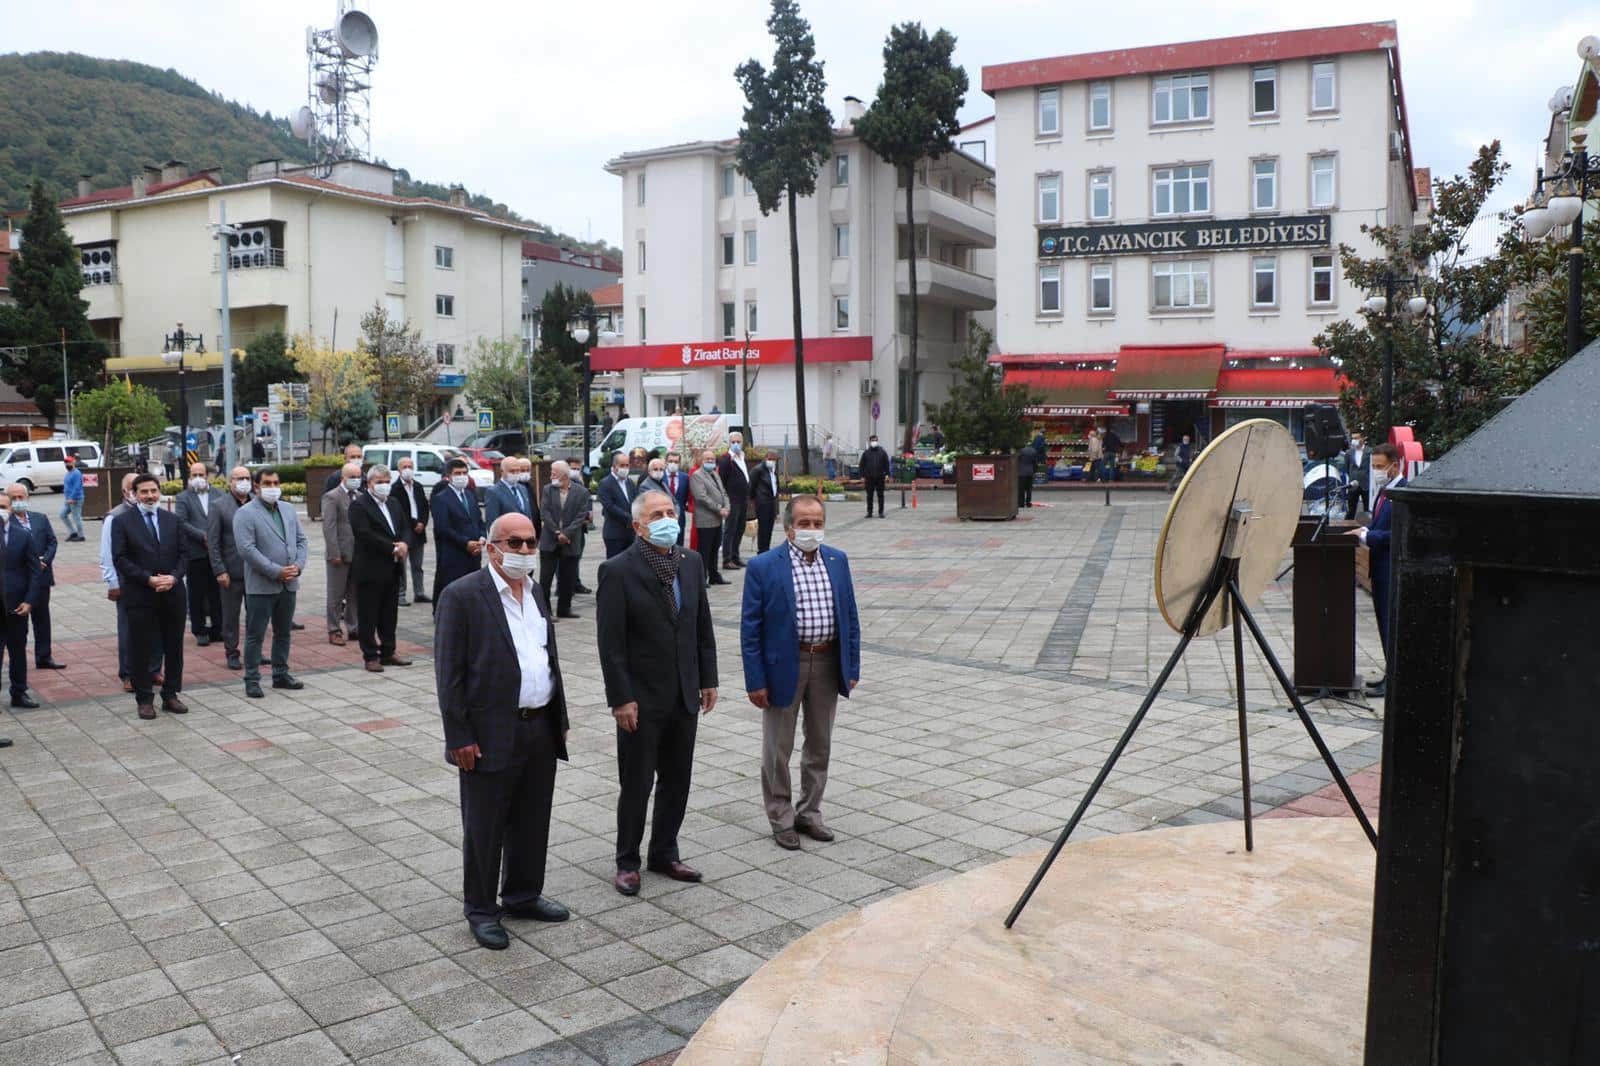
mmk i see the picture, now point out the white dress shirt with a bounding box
[489,564,555,709]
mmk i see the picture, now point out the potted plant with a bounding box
[925,324,1040,521]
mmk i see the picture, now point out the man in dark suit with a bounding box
[662,451,690,546]
[431,457,485,608]
[538,461,589,619]
[484,457,541,540]
[0,492,43,709]
[175,461,225,645]
[208,466,253,671]
[597,451,637,559]
[715,433,751,567]
[1354,443,1405,699]
[394,456,431,605]
[111,473,187,720]
[597,488,718,897]
[751,454,779,554]
[8,484,63,673]
[349,464,412,673]
[1343,431,1371,519]
[436,511,571,950]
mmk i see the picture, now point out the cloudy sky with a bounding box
[8,0,1593,243]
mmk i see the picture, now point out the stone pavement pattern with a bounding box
[0,492,1384,1065]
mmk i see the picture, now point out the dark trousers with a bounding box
[755,503,777,554]
[722,499,747,562]
[459,712,558,923]
[186,558,222,637]
[1017,477,1034,508]
[864,477,886,515]
[604,535,631,560]
[1,613,27,698]
[129,589,185,703]
[31,585,51,666]
[243,590,296,684]
[356,575,399,662]
[695,526,722,584]
[615,709,698,872]
[539,552,578,614]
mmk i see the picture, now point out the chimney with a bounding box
[449,185,469,208]
[160,160,189,184]
[131,174,148,199]
[843,95,865,126]
[76,175,93,198]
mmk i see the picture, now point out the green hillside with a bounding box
[0,52,615,257]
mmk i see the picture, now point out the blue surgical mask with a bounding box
[645,516,679,547]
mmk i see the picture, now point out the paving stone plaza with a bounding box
[0,491,1384,1065]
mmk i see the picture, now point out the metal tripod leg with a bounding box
[1229,581,1379,847]
[1230,587,1254,853]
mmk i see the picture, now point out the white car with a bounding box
[0,439,104,492]
[359,442,493,489]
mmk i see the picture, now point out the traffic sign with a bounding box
[871,400,881,420]
[386,414,401,436]
[477,410,494,431]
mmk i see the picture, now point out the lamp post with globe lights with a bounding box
[1362,271,1430,436]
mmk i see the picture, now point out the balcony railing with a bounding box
[213,247,286,272]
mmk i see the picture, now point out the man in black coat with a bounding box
[110,473,187,720]
[349,464,412,672]
[596,488,718,897]
[436,511,571,950]
[858,434,890,518]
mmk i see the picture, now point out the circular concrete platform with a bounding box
[680,818,1374,1064]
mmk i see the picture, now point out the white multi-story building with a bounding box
[60,159,526,432]
[983,21,1419,461]
[601,100,996,453]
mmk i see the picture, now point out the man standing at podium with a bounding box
[1354,444,1405,699]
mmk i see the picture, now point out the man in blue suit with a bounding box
[7,484,63,672]
[740,494,861,850]
[0,492,44,710]
[662,451,690,546]
[597,451,637,559]
[431,457,486,609]
[1354,443,1405,699]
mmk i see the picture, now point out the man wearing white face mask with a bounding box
[740,494,861,849]
[175,461,225,646]
[349,464,411,672]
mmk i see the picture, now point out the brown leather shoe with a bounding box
[329,632,347,646]
[646,860,703,883]
[137,702,156,720]
[795,819,835,842]
[160,697,188,715]
[614,870,641,896]
[364,660,384,672]
[379,655,411,667]
[773,828,802,851]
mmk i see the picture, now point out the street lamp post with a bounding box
[1362,271,1428,436]
[1522,126,1600,358]
[163,323,205,470]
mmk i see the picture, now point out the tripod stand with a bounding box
[1006,502,1379,929]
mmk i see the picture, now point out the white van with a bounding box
[0,440,104,492]
[588,414,738,471]
[359,442,493,490]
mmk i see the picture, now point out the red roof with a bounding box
[591,282,623,307]
[59,172,222,207]
[982,22,1398,93]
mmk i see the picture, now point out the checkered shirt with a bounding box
[788,540,836,644]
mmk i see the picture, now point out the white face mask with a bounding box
[451,475,469,490]
[496,548,538,579]
[260,487,282,504]
[371,481,392,500]
[791,527,824,553]
[234,479,252,496]
[189,477,209,492]
[399,467,414,481]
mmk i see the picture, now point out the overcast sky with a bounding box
[8,0,1593,243]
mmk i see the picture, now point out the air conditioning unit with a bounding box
[229,226,270,268]
[1389,131,1404,161]
[860,377,879,397]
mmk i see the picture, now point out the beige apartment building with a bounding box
[60,159,526,432]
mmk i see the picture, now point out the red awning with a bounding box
[590,335,871,371]
[1107,345,1226,400]
[1211,366,1341,408]
[1004,368,1129,417]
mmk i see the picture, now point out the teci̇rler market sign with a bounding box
[1037,214,1331,258]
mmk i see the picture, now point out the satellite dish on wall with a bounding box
[291,106,314,140]
[336,10,379,58]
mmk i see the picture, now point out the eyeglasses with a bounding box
[494,536,538,550]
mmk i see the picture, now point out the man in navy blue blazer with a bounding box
[740,494,860,850]
[1354,443,1405,699]
[431,457,486,609]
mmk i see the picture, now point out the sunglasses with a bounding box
[494,536,538,550]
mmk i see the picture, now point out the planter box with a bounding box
[955,455,1019,521]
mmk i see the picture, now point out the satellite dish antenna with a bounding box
[336,10,379,58]
[317,74,342,105]
[1006,419,1377,929]
[291,106,314,140]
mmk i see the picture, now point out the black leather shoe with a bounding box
[504,897,569,923]
[272,675,305,690]
[646,860,703,883]
[244,682,265,699]
[470,920,509,950]
[226,653,242,671]
[36,659,66,670]
[11,694,39,709]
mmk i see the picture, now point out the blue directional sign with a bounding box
[386,414,401,435]
[477,410,494,431]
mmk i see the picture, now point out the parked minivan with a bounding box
[0,439,104,492]
[360,442,493,490]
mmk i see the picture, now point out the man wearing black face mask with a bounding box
[858,436,890,518]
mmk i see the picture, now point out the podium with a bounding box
[1290,516,1360,694]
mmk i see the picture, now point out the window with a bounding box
[834,223,850,258]
[834,297,850,330]
[1152,72,1209,124]
[1311,61,1337,112]
[720,165,735,198]
[1088,82,1112,131]
[434,245,454,269]
[637,241,646,273]
[721,234,735,266]
[1252,159,1278,211]
[435,294,454,317]
[722,302,736,340]
[1090,263,1113,313]
[835,153,850,185]
[1310,155,1336,208]
[745,301,758,335]
[435,343,455,365]
[1252,66,1277,116]
[1089,171,1113,221]
[637,172,647,205]
[1039,265,1062,314]
[1311,253,1336,305]
[1037,87,1060,136]
[1152,164,1210,216]
[1152,260,1211,310]
[958,140,987,162]
[744,229,758,264]
[1037,174,1061,223]
[1252,256,1278,307]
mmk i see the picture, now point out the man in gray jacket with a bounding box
[175,461,226,645]
[322,462,360,646]
[234,468,310,699]
[207,466,254,671]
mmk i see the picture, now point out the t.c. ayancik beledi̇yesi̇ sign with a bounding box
[1036,214,1331,258]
